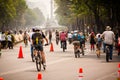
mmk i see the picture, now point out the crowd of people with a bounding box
[0,25,120,68]
[0,30,24,50]
[54,26,120,59]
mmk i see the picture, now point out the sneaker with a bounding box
[43,63,46,66]
[32,58,35,62]
[110,58,112,60]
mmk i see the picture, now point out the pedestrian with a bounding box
[7,31,13,49]
[29,28,35,62]
[96,33,102,57]
[48,30,52,44]
[89,32,96,51]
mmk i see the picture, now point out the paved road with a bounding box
[0,37,120,80]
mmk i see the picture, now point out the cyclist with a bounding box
[60,30,67,49]
[72,30,81,53]
[23,31,29,47]
[101,26,115,60]
[32,28,48,67]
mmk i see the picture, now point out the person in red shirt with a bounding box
[60,31,67,49]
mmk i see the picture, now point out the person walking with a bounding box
[48,30,52,44]
[89,32,96,51]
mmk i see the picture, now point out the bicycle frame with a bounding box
[35,50,42,71]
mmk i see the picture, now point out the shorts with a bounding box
[33,44,43,51]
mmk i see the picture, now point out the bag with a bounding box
[73,34,78,41]
[33,33,43,45]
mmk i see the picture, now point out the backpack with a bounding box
[32,33,43,45]
[73,34,78,41]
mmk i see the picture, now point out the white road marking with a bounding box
[0,58,71,76]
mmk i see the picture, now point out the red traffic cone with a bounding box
[0,77,4,80]
[18,46,24,58]
[50,43,54,52]
[117,63,120,80]
[38,72,42,80]
[78,68,83,80]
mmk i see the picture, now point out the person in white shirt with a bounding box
[29,28,35,62]
[68,31,73,44]
[101,26,115,60]
[7,32,13,49]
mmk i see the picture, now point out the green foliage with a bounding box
[0,0,27,30]
[55,0,120,32]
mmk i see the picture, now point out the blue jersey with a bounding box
[72,33,81,41]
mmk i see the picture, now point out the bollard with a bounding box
[78,68,83,80]
[117,63,120,80]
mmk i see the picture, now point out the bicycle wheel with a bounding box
[62,42,65,52]
[106,47,109,62]
[36,53,41,71]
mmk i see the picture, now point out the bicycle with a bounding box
[105,44,110,62]
[35,50,45,71]
[34,43,48,71]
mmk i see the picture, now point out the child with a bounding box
[96,34,102,57]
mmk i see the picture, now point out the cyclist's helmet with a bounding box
[74,30,78,33]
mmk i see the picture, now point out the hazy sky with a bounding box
[26,0,51,18]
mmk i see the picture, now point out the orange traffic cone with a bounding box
[50,43,54,52]
[37,72,42,80]
[78,68,83,80]
[117,63,120,80]
[0,77,4,80]
[18,46,24,58]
